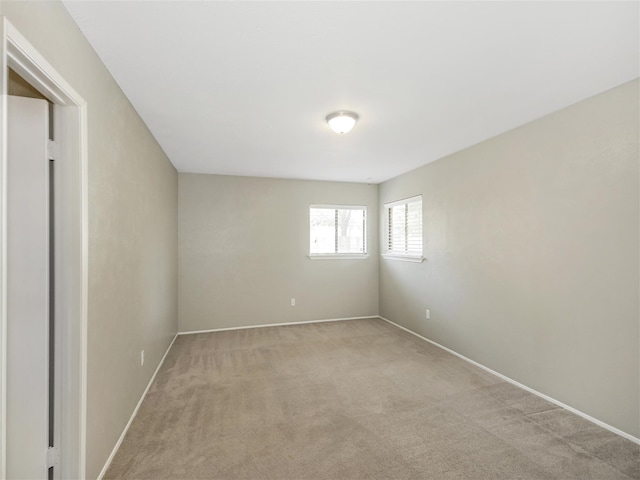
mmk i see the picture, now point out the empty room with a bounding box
[0,1,638,479]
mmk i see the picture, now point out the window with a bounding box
[384,195,423,262]
[309,205,367,258]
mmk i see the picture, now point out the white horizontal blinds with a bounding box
[390,205,406,253]
[405,198,422,255]
[310,205,366,254]
[387,196,422,256]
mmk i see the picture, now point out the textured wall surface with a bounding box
[379,80,639,438]
[179,173,379,332]
[8,69,47,99]
[0,2,179,478]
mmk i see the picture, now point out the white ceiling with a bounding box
[62,1,639,184]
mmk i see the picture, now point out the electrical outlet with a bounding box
[290,298,296,307]
[425,309,430,320]
[140,350,144,366]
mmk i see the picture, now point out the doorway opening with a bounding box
[8,67,59,479]
[0,17,88,479]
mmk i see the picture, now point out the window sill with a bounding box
[308,254,369,260]
[382,254,425,263]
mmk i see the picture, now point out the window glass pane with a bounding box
[310,208,335,254]
[310,206,367,256]
[337,209,365,253]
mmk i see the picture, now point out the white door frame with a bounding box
[0,17,88,479]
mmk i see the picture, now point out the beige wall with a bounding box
[9,68,47,100]
[0,2,179,478]
[179,173,378,332]
[379,80,639,438]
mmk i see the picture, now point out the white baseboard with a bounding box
[378,315,640,445]
[178,316,377,335]
[97,333,178,480]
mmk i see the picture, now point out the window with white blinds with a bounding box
[310,205,367,257]
[385,195,423,260]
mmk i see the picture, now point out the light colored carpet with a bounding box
[105,318,639,479]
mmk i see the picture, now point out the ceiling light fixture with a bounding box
[326,111,359,134]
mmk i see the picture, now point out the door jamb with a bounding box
[0,17,88,479]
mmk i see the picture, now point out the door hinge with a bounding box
[46,446,60,469]
[47,140,60,161]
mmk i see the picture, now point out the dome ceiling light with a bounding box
[326,111,359,134]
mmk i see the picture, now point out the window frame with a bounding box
[308,204,368,260]
[382,195,425,263]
